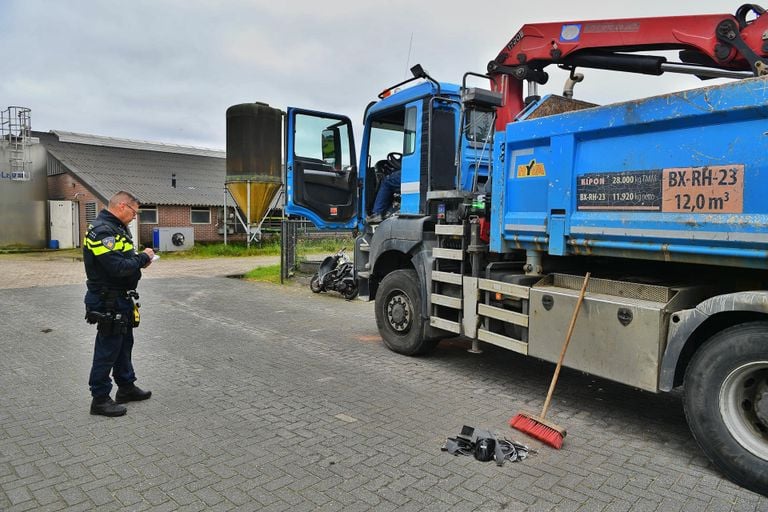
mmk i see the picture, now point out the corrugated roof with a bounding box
[37,131,228,207]
[52,130,225,158]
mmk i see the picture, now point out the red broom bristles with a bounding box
[509,273,589,451]
[509,414,564,449]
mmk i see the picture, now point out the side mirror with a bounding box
[321,128,341,169]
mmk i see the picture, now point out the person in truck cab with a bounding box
[366,152,402,223]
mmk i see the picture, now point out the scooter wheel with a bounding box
[309,274,322,293]
[343,284,359,300]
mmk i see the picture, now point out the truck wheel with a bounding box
[683,322,768,496]
[375,269,437,356]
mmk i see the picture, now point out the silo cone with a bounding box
[226,102,283,225]
[225,179,281,224]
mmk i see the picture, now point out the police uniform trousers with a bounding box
[86,291,137,397]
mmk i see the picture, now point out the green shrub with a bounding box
[243,264,281,283]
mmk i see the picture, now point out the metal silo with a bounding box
[225,103,283,241]
[0,107,47,249]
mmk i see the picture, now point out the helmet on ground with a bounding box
[474,437,495,462]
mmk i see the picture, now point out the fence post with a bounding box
[280,218,298,283]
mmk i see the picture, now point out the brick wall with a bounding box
[49,173,244,247]
[138,205,247,246]
[139,205,206,245]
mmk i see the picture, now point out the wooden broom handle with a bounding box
[540,272,591,419]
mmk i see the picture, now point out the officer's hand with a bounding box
[142,248,155,267]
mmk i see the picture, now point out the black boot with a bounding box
[115,384,152,403]
[90,396,127,417]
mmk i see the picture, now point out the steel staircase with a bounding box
[429,223,466,334]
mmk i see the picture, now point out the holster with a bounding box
[85,310,129,336]
[83,289,136,335]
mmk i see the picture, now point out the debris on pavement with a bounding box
[441,425,534,465]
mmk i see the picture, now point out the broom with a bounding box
[509,272,591,449]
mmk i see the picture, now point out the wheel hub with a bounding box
[720,361,768,460]
[387,294,411,332]
[756,382,768,426]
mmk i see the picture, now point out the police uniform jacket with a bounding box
[83,209,150,294]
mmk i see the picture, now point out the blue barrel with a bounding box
[48,240,59,250]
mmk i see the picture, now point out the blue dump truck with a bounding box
[234,5,768,494]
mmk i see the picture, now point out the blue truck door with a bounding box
[285,108,357,229]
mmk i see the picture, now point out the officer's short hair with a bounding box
[109,191,140,208]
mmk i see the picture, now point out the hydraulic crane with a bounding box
[489,4,768,126]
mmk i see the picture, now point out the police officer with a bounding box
[83,191,155,417]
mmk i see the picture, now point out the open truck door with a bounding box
[285,108,357,229]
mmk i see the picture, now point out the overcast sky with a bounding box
[0,0,743,150]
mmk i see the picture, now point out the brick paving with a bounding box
[0,254,767,511]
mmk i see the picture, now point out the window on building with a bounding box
[191,207,211,224]
[85,202,97,223]
[139,206,158,224]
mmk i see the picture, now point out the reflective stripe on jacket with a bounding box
[83,209,149,293]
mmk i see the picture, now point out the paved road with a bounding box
[0,256,766,511]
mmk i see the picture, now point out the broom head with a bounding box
[509,412,566,449]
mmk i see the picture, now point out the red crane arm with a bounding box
[489,6,768,127]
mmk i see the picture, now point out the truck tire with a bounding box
[375,269,438,356]
[683,321,768,496]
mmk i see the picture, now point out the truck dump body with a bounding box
[493,77,768,269]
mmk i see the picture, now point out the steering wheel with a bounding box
[375,152,403,175]
[386,152,403,171]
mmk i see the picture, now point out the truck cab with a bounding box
[285,80,470,227]
[285,75,492,301]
